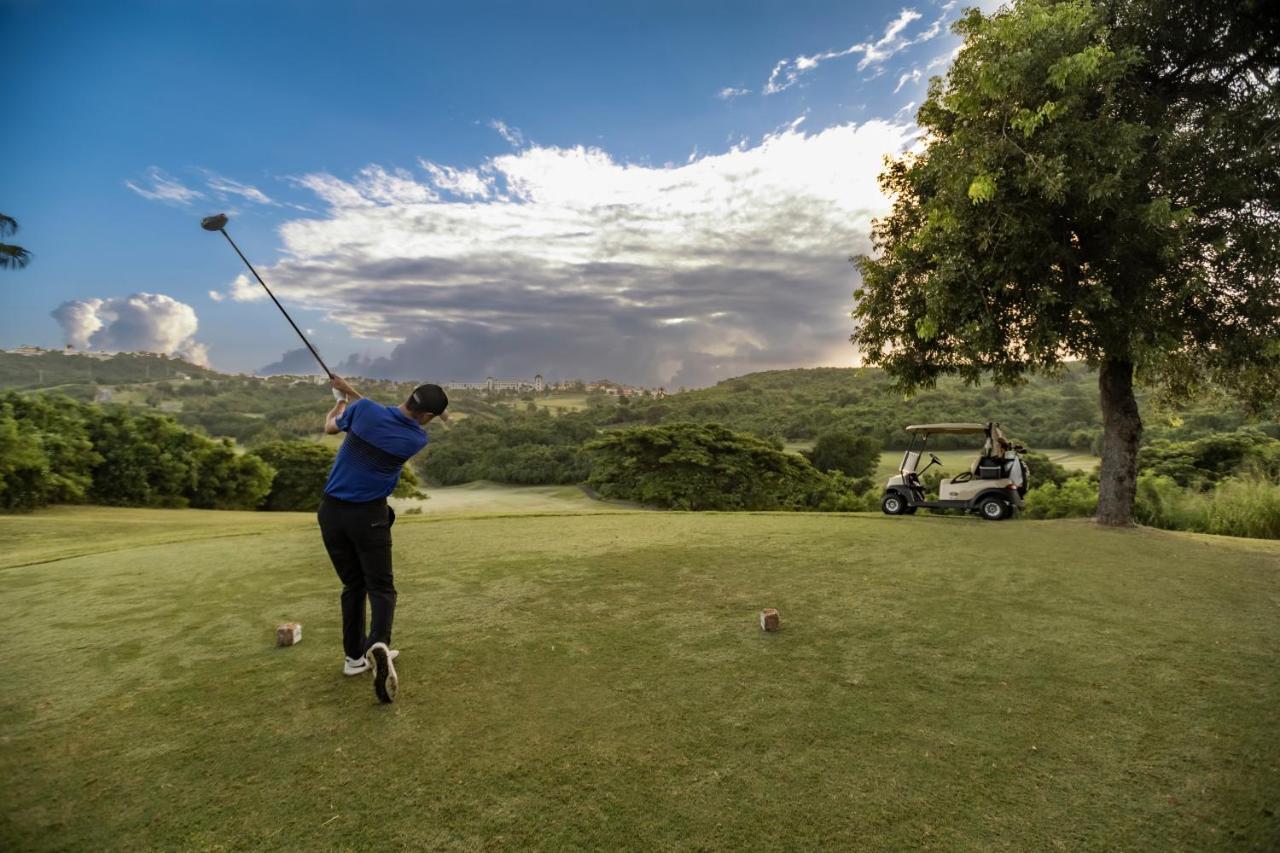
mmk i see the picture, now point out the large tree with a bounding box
[854,0,1279,524]
[0,215,31,270]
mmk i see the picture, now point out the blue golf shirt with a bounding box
[323,398,429,502]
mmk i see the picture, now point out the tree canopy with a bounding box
[854,0,1279,523]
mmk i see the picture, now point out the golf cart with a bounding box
[880,422,1029,520]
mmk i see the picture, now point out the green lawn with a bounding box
[1,507,1277,850]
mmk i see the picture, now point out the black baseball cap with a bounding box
[407,383,449,420]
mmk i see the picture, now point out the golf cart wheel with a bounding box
[881,493,908,515]
[978,497,1011,521]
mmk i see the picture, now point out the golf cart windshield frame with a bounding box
[900,422,1002,476]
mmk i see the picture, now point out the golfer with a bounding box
[318,375,448,703]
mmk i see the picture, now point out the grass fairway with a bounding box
[2,509,1277,850]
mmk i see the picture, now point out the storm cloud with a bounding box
[227,120,916,387]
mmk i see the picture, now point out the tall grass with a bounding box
[1022,473,1280,539]
[1135,474,1280,539]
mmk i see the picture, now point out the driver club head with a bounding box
[201,213,229,232]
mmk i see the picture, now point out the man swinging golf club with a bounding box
[320,375,448,703]
[201,212,448,703]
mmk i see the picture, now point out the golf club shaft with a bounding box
[216,229,332,378]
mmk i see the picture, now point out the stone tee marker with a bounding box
[759,609,780,632]
[276,622,302,646]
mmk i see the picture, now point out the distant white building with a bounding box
[444,374,545,393]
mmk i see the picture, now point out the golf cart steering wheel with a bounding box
[929,452,942,465]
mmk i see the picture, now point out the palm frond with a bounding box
[0,215,16,238]
[0,243,31,270]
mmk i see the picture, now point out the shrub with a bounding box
[249,441,336,512]
[1138,430,1280,489]
[803,432,879,478]
[1020,451,1074,490]
[587,422,829,511]
[418,410,595,486]
[1023,478,1098,519]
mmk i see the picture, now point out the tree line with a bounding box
[0,392,421,512]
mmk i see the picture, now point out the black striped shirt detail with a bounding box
[336,430,411,478]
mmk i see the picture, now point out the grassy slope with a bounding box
[1,508,1277,850]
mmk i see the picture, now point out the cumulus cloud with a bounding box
[51,293,210,366]
[229,119,914,387]
[208,273,268,304]
[125,167,204,205]
[717,87,750,99]
[419,160,493,198]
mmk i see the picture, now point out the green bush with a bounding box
[0,393,100,510]
[249,441,335,512]
[1023,478,1098,519]
[587,422,830,511]
[1020,451,1074,490]
[1138,430,1280,489]
[418,410,595,486]
[803,432,879,478]
[0,392,271,512]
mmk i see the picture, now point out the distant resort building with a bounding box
[444,375,545,393]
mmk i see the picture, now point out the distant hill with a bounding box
[0,349,220,389]
[5,349,1272,452]
[607,365,1275,450]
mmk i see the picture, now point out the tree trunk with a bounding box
[1096,358,1142,526]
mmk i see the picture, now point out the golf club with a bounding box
[201,213,334,379]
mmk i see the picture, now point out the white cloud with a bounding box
[490,119,526,148]
[893,68,923,93]
[208,290,225,302]
[419,160,493,198]
[764,8,923,94]
[225,273,268,303]
[717,86,750,99]
[858,8,924,68]
[243,119,915,387]
[202,170,275,205]
[51,293,210,366]
[125,167,204,205]
[927,44,963,71]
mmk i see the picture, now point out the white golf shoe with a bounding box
[366,642,398,703]
[343,648,397,676]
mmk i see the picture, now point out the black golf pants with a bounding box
[318,496,397,660]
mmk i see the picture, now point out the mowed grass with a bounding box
[391,481,625,516]
[1,508,1277,850]
[511,393,592,413]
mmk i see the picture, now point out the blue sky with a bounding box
[3,0,985,385]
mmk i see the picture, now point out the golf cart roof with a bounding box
[904,422,989,434]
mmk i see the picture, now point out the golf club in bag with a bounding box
[201,214,345,401]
